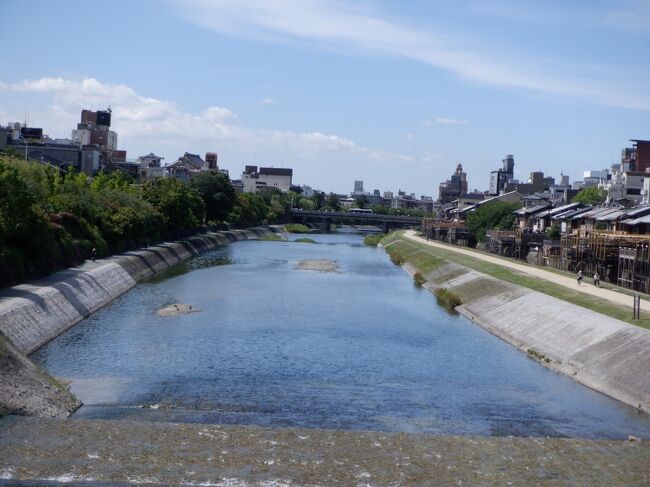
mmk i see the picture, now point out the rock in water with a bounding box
[157,304,200,317]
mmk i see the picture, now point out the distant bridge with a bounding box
[289,209,421,233]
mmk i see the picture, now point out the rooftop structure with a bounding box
[242,165,293,193]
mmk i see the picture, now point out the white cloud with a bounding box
[0,77,430,192]
[435,117,467,125]
[171,0,650,111]
[259,97,275,105]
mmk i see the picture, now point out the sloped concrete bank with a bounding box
[399,258,650,413]
[0,227,271,416]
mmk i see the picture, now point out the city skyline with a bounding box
[1,0,648,194]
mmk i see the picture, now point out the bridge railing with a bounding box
[289,209,421,223]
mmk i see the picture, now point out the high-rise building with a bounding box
[438,162,468,204]
[354,180,364,193]
[630,140,650,173]
[489,154,515,195]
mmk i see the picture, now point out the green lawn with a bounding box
[383,232,650,329]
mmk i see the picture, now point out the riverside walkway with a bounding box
[404,230,649,309]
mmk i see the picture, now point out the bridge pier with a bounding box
[382,221,390,233]
[321,218,331,233]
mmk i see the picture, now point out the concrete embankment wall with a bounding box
[0,227,270,356]
[0,227,270,417]
[402,259,650,412]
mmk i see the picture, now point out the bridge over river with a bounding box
[289,209,421,232]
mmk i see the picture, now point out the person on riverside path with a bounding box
[577,270,583,286]
[91,247,97,263]
[593,272,600,287]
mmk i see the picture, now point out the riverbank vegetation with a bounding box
[382,232,650,329]
[465,201,519,242]
[363,234,384,246]
[413,271,427,287]
[0,154,285,287]
[294,237,316,244]
[284,223,311,233]
[434,287,462,310]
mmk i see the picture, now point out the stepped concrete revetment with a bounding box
[402,258,650,412]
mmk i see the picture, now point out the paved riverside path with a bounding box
[403,230,648,309]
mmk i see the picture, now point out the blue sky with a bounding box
[1,0,648,195]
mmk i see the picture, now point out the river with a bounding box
[31,230,650,439]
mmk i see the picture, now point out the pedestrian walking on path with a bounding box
[91,248,97,263]
[593,272,600,286]
[577,270,583,286]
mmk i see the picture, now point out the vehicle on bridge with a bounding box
[349,208,374,215]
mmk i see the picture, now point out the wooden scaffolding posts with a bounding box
[617,243,650,293]
[421,219,476,247]
[558,231,650,287]
[484,229,545,260]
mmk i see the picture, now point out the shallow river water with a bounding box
[32,231,650,439]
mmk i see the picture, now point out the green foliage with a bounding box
[311,191,326,210]
[189,171,235,223]
[435,287,462,310]
[227,192,269,226]
[0,154,239,287]
[572,186,606,205]
[466,201,519,242]
[363,234,384,246]
[284,223,311,233]
[325,193,342,211]
[262,233,285,241]
[545,223,561,239]
[355,194,370,209]
[413,271,426,287]
[294,237,316,244]
[388,249,404,266]
[142,177,205,230]
[527,348,551,364]
[297,198,316,210]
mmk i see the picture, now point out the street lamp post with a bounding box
[18,136,28,162]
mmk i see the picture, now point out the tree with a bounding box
[466,201,520,242]
[572,186,606,205]
[0,160,52,253]
[142,178,205,231]
[546,223,561,239]
[228,193,269,226]
[311,191,326,210]
[190,171,236,223]
[355,195,370,209]
[325,193,341,211]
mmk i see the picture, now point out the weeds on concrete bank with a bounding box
[284,223,311,233]
[435,288,462,310]
[388,249,405,266]
[363,234,384,247]
[527,348,551,364]
[294,238,316,244]
[413,272,427,287]
[262,234,285,241]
